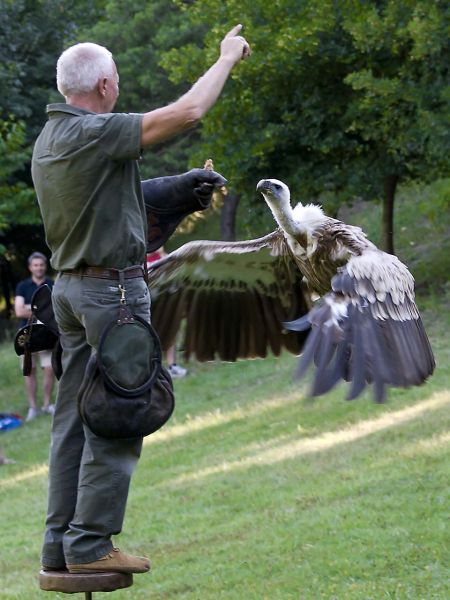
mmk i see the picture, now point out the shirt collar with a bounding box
[46,103,96,118]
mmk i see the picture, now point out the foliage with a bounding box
[2,0,448,247]
[340,178,450,292]
[162,0,450,233]
[412,178,450,225]
[0,0,106,140]
[0,0,106,245]
[0,118,38,232]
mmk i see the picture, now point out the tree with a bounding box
[162,0,450,252]
[0,118,38,233]
[0,0,106,262]
[82,1,250,241]
[0,0,107,140]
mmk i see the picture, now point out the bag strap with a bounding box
[22,314,35,376]
[96,270,162,397]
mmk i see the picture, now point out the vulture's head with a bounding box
[256,179,291,208]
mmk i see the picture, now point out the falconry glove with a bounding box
[143,168,227,252]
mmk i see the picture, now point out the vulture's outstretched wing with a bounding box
[286,250,435,402]
[148,230,311,361]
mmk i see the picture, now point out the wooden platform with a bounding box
[39,570,133,594]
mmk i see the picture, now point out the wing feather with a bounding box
[148,231,310,362]
[286,249,435,401]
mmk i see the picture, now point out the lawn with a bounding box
[0,292,449,599]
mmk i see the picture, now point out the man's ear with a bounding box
[98,78,108,97]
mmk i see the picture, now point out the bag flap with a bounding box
[14,323,58,356]
[98,314,162,395]
[31,285,59,335]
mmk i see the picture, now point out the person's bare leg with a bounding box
[25,369,37,409]
[166,345,176,366]
[24,368,40,421]
[166,345,187,378]
[42,367,55,409]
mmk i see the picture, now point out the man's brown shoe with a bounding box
[67,548,150,574]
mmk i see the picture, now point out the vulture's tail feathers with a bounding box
[346,306,368,400]
[286,268,434,401]
[283,314,311,333]
[293,326,321,380]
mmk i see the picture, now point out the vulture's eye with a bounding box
[274,184,281,190]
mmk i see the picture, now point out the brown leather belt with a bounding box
[62,265,144,280]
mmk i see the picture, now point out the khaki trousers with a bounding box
[41,272,150,567]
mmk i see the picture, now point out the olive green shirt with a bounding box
[31,104,146,270]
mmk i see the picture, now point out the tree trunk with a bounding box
[220,193,240,241]
[382,174,398,255]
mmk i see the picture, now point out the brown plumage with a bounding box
[257,179,435,401]
[148,178,435,402]
[148,231,311,362]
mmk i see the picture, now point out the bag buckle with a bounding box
[118,283,126,304]
[117,281,135,324]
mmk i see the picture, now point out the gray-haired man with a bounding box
[32,25,250,575]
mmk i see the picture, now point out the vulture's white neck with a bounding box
[264,195,326,238]
[265,196,303,237]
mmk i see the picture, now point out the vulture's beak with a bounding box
[256,179,272,193]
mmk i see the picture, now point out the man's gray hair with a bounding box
[57,42,115,97]
[28,252,47,265]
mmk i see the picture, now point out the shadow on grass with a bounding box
[157,390,450,488]
[2,390,448,493]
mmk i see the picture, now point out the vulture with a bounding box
[147,179,435,402]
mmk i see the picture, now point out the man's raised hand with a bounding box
[220,24,251,65]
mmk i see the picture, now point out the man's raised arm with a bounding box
[140,24,250,147]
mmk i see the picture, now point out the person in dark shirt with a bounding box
[15,252,55,421]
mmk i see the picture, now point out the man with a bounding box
[15,252,55,421]
[31,25,250,575]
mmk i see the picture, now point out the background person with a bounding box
[147,247,187,378]
[32,25,250,575]
[14,252,55,421]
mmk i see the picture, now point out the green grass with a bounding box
[0,294,449,599]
